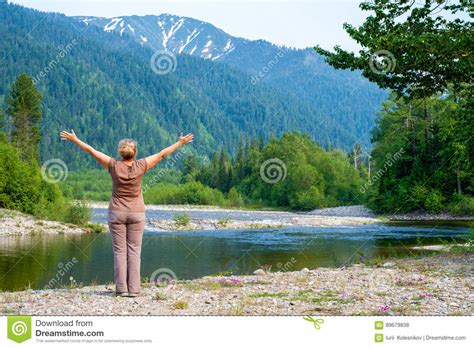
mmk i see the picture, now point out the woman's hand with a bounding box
[178,133,194,145]
[61,129,79,143]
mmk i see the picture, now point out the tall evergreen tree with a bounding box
[6,73,42,162]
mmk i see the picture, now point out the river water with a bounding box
[0,207,469,291]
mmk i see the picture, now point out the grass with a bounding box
[248,291,288,299]
[247,223,283,229]
[0,294,21,303]
[286,289,354,305]
[217,218,232,227]
[153,291,167,301]
[172,300,189,310]
[83,222,107,233]
[208,270,234,277]
[172,213,192,227]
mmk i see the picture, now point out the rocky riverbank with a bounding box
[2,204,470,235]
[147,215,379,231]
[1,253,471,316]
[0,209,90,236]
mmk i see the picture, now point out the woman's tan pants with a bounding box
[108,210,146,294]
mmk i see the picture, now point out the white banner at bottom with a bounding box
[0,316,471,347]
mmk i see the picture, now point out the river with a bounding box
[0,207,469,291]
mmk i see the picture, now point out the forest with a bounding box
[0,0,472,217]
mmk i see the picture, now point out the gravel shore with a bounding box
[1,253,471,316]
[0,209,89,236]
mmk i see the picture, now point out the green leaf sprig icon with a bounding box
[303,316,324,330]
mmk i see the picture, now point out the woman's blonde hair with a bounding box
[118,139,137,160]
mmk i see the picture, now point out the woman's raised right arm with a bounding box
[61,129,111,169]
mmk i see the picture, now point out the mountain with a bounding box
[75,14,238,61]
[0,3,386,171]
[75,14,388,141]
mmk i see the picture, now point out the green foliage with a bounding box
[60,170,111,201]
[0,140,65,219]
[83,222,107,233]
[226,187,244,207]
[368,90,473,214]
[0,1,385,172]
[197,132,364,210]
[6,73,42,162]
[63,200,92,225]
[144,181,225,206]
[172,300,189,310]
[424,190,444,214]
[64,132,365,210]
[315,0,473,99]
[217,218,232,227]
[447,195,474,216]
[172,213,191,227]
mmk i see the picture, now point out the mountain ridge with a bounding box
[1,2,365,170]
[73,12,388,147]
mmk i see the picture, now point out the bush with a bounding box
[63,200,92,225]
[144,182,225,205]
[424,190,443,213]
[172,213,191,226]
[409,184,429,211]
[226,187,244,207]
[84,222,107,233]
[447,194,474,216]
[289,185,326,210]
[0,141,65,218]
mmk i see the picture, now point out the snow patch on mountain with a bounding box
[223,39,233,51]
[160,17,185,48]
[78,14,242,61]
[201,40,213,55]
[179,28,200,54]
[82,17,97,26]
[104,18,123,32]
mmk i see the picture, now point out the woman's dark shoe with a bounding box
[127,292,140,297]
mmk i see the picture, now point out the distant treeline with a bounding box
[60,132,366,211]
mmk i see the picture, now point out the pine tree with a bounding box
[6,73,42,162]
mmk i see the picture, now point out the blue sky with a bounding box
[10,0,367,51]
